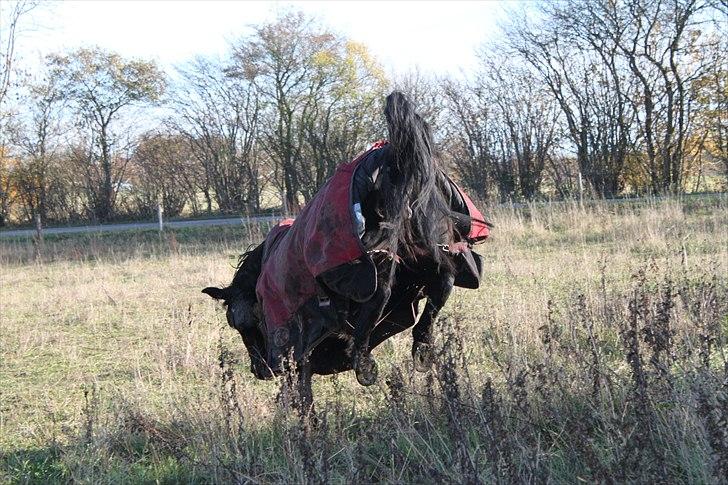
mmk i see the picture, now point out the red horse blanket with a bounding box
[255,141,489,333]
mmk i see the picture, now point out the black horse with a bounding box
[203,92,488,411]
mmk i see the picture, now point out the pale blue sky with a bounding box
[13,0,518,77]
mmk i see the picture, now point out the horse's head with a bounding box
[202,243,273,379]
[202,286,257,332]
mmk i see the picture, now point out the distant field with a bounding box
[1,197,727,483]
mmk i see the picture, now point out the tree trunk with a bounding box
[99,123,114,222]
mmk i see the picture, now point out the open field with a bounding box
[1,197,727,483]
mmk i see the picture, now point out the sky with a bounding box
[11,0,519,78]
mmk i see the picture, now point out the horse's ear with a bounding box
[202,286,228,301]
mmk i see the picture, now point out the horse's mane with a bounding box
[230,243,264,299]
[381,91,451,266]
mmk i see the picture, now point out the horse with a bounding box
[203,92,489,413]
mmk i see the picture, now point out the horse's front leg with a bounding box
[351,281,392,386]
[278,358,315,419]
[297,360,315,419]
[411,269,455,372]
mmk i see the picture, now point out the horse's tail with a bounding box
[383,91,449,265]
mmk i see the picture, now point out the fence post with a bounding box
[244,207,253,242]
[34,212,44,261]
[578,172,584,208]
[157,202,164,233]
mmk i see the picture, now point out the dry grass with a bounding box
[1,196,727,483]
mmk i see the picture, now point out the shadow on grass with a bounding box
[2,447,67,484]
[2,439,197,484]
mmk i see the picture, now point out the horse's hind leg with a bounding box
[412,271,455,372]
[351,283,392,386]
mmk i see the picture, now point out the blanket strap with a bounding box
[367,248,401,263]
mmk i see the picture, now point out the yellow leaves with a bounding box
[0,146,21,173]
[307,39,388,103]
[317,41,388,105]
[345,41,387,87]
[0,146,22,208]
[311,50,336,69]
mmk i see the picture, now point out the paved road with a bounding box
[1,192,722,239]
[0,215,282,238]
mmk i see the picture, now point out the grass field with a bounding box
[1,197,727,483]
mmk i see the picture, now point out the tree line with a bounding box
[0,1,726,226]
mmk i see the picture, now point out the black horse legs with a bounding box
[296,361,314,418]
[411,272,455,372]
[278,360,315,419]
[351,284,392,386]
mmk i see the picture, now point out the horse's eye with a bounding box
[225,307,236,328]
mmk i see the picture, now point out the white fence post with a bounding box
[157,202,164,233]
[34,212,44,261]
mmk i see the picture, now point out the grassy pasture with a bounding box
[1,197,727,483]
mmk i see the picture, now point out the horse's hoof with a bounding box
[412,342,434,372]
[354,353,378,386]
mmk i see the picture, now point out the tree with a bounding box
[442,57,558,202]
[0,0,38,112]
[0,0,39,225]
[693,36,728,187]
[230,12,386,210]
[0,147,19,225]
[521,0,716,194]
[441,79,496,201]
[482,57,558,200]
[297,40,387,199]
[129,132,196,218]
[12,73,65,222]
[230,12,323,210]
[47,47,165,221]
[171,56,261,214]
[507,6,635,197]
